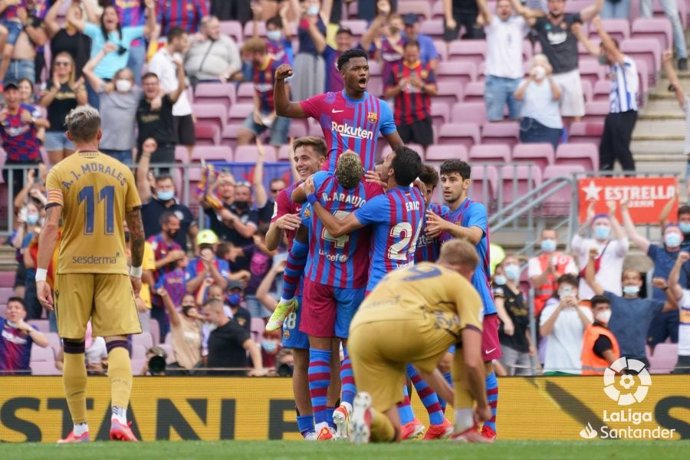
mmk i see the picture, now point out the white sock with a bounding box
[73,422,89,436]
[112,406,127,424]
[279,297,293,305]
[455,408,474,433]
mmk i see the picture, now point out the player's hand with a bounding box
[276,213,301,231]
[130,276,142,297]
[275,64,293,81]
[474,404,492,424]
[502,320,515,336]
[37,280,54,311]
[142,138,157,155]
[248,368,268,377]
[425,210,446,238]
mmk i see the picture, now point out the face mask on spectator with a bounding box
[622,285,640,296]
[26,213,39,225]
[532,65,546,80]
[494,275,506,286]
[595,309,612,324]
[157,190,175,201]
[307,5,319,16]
[593,225,610,240]
[115,79,132,92]
[261,340,278,353]
[267,30,282,42]
[226,293,242,306]
[558,286,575,298]
[504,264,520,281]
[680,222,690,234]
[541,239,557,253]
[665,233,682,248]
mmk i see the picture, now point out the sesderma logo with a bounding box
[331,122,374,140]
[603,358,651,406]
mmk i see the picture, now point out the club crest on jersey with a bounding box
[367,112,378,123]
[303,207,312,218]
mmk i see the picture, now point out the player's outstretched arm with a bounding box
[36,204,62,310]
[274,64,308,118]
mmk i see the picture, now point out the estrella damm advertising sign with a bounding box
[0,372,689,442]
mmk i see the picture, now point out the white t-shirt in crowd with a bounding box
[678,291,690,356]
[540,299,593,374]
[572,234,629,299]
[148,48,192,117]
[485,15,529,79]
[520,78,564,129]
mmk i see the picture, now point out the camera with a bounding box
[277,362,294,377]
[147,346,167,375]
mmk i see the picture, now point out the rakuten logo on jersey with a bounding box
[331,122,374,140]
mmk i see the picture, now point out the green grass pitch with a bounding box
[4,440,689,460]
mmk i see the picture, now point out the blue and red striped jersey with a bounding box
[305,172,383,288]
[299,91,397,173]
[415,202,450,263]
[115,0,146,27]
[0,318,34,374]
[386,60,436,125]
[442,199,496,316]
[253,57,281,114]
[354,185,425,291]
[0,104,42,162]
[271,182,302,244]
[156,0,207,35]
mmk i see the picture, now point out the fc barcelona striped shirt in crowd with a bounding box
[608,56,639,113]
[386,59,436,125]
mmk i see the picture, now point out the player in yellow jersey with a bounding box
[36,106,146,443]
[347,239,492,444]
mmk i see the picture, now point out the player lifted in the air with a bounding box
[36,106,145,443]
[273,48,404,173]
[347,239,492,444]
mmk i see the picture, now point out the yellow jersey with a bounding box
[352,262,484,340]
[46,151,141,275]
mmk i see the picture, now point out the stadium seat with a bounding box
[278,145,293,161]
[425,144,468,162]
[512,143,555,170]
[541,165,586,216]
[192,145,233,162]
[228,103,254,125]
[218,20,243,44]
[175,145,189,164]
[431,0,444,19]
[28,319,49,333]
[194,123,221,146]
[341,19,367,39]
[31,361,58,375]
[593,80,611,102]
[469,165,498,206]
[194,82,236,108]
[132,332,153,350]
[234,145,277,162]
[578,58,604,88]
[568,121,604,144]
[368,76,383,98]
[581,79,594,103]
[432,39,448,62]
[481,122,519,148]
[469,144,511,164]
[430,100,450,126]
[45,332,61,355]
[620,39,661,81]
[447,40,486,68]
[193,103,228,132]
[0,271,15,287]
[368,60,382,77]
[243,20,266,37]
[0,287,13,305]
[149,319,161,345]
[555,143,599,170]
[648,343,678,374]
[131,359,146,375]
[586,18,630,42]
[419,19,445,40]
[451,102,486,124]
[397,1,432,19]
[437,122,481,149]
[132,344,147,360]
[462,81,484,103]
[288,120,308,139]
[31,343,55,362]
[631,18,673,51]
[236,82,255,105]
[565,0,593,13]
[584,101,610,124]
[437,61,477,88]
[433,81,464,107]
[499,165,542,208]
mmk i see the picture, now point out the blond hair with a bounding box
[439,239,479,269]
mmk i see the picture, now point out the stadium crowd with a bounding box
[0,0,690,444]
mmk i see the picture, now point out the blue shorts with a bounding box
[5,59,35,84]
[45,131,75,152]
[241,112,290,145]
[282,296,309,350]
[2,20,22,46]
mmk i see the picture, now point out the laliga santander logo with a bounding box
[603,358,652,406]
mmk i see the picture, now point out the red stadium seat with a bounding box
[194,82,235,108]
[462,81,485,103]
[218,20,243,44]
[437,61,477,88]
[469,165,498,206]
[578,58,604,88]
[234,145,277,162]
[132,332,153,350]
[632,18,673,51]
[481,122,519,148]
[425,144,468,162]
[469,144,511,164]
[288,120,308,139]
[584,101,611,124]
[192,145,233,162]
[512,143,555,170]
[0,272,14,288]
[194,122,221,146]
[31,361,58,375]
[433,39,448,62]
[236,82,255,104]
[437,122,481,149]
[451,102,486,124]
[228,103,253,124]
[175,145,189,164]
[433,81,464,107]
[31,343,55,362]
[430,100,450,126]
[569,121,604,144]
[419,19,445,41]
[448,40,486,68]
[431,0,445,19]
[193,103,228,131]
[368,60,382,77]
[555,143,599,170]
[278,145,293,161]
[499,165,542,208]
[593,80,611,102]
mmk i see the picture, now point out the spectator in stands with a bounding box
[40,52,87,166]
[641,0,687,70]
[512,0,604,123]
[136,67,186,167]
[478,0,529,122]
[581,295,620,375]
[0,297,49,375]
[384,40,438,148]
[401,13,440,70]
[0,0,29,83]
[149,27,196,161]
[290,0,332,100]
[662,51,690,183]
[124,220,157,332]
[601,0,629,19]
[71,1,155,108]
[202,175,260,248]
[251,1,294,66]
[5,0,47,85]
[659,200,690,250]
[306,23,357,93]
[202,298,265,376]
[211,0,250,24]
[56,322,109,375]
[585,249,673,367]
[156,0,207,36]
[159,288,202,373]
[1,81,47,197]
[668,252,690,374]
[137,138,197,250]
[237,226,276,320]
[255,255,287,315]
[619,197,682,350]
[44,0,92,80]
[529,228,578,318]
[10,201,42,319]
[539,274,592,375]
[225,281,252,331]
[17,78,44,143]
[572,202,628,299]
[237,38,290,147]
[185,16,242,85]
[493,255,535,376]
[83,44,141,166]
[185,230,230,296]
[361,4,403,86]
[443,0,485,41]
[252,138,286,227]
[113,0,148,85]
[514,54,563,149]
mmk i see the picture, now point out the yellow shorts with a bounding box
[348,318,453,413]
[55,273,142,339]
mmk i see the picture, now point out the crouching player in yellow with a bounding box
[347,239,492,444]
